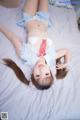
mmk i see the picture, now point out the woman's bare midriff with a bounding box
[26,20,48,38]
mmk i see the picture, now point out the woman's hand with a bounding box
[56,63,67,69]
[56,48,70,69]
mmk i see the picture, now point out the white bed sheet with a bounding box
[0,4,80,120]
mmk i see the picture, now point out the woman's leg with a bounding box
[23,0,39,16]
[38,0,48,12]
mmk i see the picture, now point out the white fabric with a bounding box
[28,37,53,49]
[17,11,52,28]
[20,37,56,77]
[0,3,80,120]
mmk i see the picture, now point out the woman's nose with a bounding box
[40,68,45,73]
[40,75,46,79]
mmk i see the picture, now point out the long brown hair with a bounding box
[3,58,68,88]
[3,58,30,85]
[56,58,69,79]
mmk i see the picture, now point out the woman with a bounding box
[0,0,70,90]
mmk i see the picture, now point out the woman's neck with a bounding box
[38,56,46,64]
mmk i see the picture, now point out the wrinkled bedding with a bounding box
[0,3,80,120]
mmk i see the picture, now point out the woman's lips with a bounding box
[38,64,44,68]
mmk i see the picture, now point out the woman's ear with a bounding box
[3,58,30,85]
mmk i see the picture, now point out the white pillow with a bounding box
[49,0,73,9]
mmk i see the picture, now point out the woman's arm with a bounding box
[0,0,19,8]
[56,48,70,69]
[0,26,22,55]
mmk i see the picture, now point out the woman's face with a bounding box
[33,57,51,81]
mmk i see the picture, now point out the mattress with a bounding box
[0,3,80,120]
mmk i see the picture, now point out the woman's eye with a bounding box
[36,75,40,77]
[45,73,49,76]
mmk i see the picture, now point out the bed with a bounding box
[0,1,80,120]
